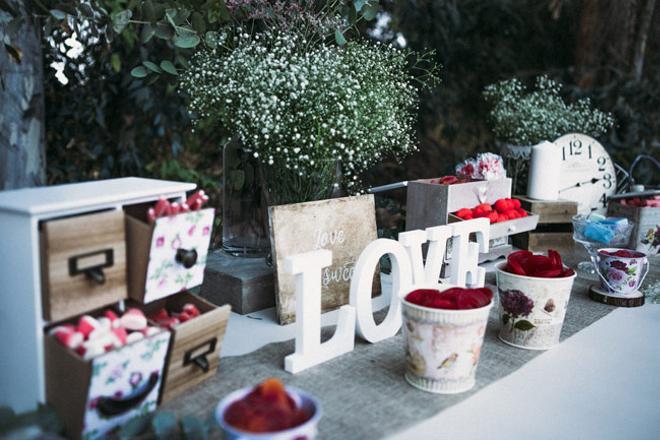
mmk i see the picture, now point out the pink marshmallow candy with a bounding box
[120,308,147,331]
[77,315,101,339]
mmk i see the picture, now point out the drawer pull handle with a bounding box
[97,371,159,416]
[184,337,217,373]
[176,248,198,269]
[68,249,113,285]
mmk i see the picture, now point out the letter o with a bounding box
[349,238,413,343]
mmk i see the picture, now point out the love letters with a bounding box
[284,218,490,373]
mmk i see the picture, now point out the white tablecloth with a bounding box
[388,304,660,440]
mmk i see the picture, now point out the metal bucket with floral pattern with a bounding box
[401,285,493,394]
[595,248,650,296]
[495,262,576,350]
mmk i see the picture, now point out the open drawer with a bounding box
[125,205,215,303]
[44,307,170,439]
[40,210,127,321]
[448,211,540,239]
[136,291,231,403]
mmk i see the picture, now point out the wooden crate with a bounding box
[510,197,578,252]
[608,201,659,255]
[138,292,231,403]
[406,178,512,231]
[40,210,127,321]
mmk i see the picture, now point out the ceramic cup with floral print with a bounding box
[495,262,576,350]
[401,286,493,394]
[596,248,650,296]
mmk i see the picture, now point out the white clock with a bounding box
[554,133,616,214]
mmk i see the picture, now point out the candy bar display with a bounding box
[125,190,216,303]
[495,250,577,350]
[216,378,321,439]
[401,287,493,393]
[44,307,170,439]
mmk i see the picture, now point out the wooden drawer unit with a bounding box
[45,312,170,439]
[139,291,231,403]
[40,210,127,321]
[125,207,215,303]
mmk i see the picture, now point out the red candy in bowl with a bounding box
[503,250,574,278]
[216,378,321,439]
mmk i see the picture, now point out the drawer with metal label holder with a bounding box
[136,291,231,403]
[40,210,127,321]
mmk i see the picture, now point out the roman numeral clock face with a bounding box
[555,133,616,214]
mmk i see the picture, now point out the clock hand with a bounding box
[559,177,601,192]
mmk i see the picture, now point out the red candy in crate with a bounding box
[405,287,493,310]
[148,303,201,329]
[453,198,527,224]
[224,378,312,433]
[503,249,574,278]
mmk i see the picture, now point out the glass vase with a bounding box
[498,142,532,195]
[221,138,270,257]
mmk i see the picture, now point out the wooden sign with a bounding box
[269,194,378,325]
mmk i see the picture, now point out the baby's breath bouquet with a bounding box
[182,29,437,204]
[483,76,614,193]
[483,76,614,146]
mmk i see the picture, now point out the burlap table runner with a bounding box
[162,269,633,439]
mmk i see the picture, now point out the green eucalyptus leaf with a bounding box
[176,54,189,69]
[155,22,174,39]
[354,0,366,12]
[191,11,206,33]
[165,8,178,25]
[111,10,132,34]
[111,53,121,72]
[130,66,148,78]
[173,32,200,49]
[50,9,66,20]
[514,319,535,331]
[152,412,178,438]
[143,60,162,73]
[334,29,347,46]
[181,415,207,440]
[143,0,155,21]
[160,60,178,75]
[141,23,155,43]
[362,1,379,20]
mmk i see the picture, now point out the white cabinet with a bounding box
[0,177,196,412]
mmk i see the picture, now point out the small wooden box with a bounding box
[45,310,170,439]
[138,292,231,403]
[406,178,512,231]
[125,206,215,303]
[510,197,578,252]
[608,201,659,255]
[40,210,127,321]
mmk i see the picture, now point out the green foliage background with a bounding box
[39,0,659,215]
